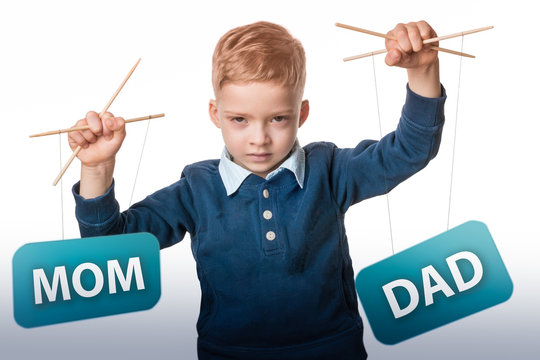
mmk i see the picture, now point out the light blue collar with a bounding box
[218,139,305,196]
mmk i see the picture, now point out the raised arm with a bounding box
[330,21,446,212]
[69,110,193,249]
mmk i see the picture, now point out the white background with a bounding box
[1,0,538,359]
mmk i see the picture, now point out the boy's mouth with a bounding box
[247,153,272,162]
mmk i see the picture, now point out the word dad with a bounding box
[356,221,513,345]
[13,233,160,328]
[383,250,482,319]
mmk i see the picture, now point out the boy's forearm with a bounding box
[80,161,115,199]
[407,59,441,98]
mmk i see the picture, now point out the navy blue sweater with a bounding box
[74,86,446,359]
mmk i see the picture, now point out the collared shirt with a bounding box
[218,139,305,196]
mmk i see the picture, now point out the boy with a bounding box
[70,21,445,359]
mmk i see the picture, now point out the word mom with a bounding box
[33,257,145,305]
[383,251,482,319]
[13,233,161,328]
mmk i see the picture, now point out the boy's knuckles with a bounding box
[395,30,411,48]
[102,112,114,119]
[385,49,401,66]
[74,119,86,127]
[70,132,86,147]
[116,117,126,128]
[418,22,435,40]
[419,27,431,39]
[398,40,412,53]
[102,124,112,134]
[83,125,99,136]
[88,125,102,135]
[82,131,97,143]
[86,110,97,118]
[104,118,115,131]
[410,36,423,52]
[394,23,408,34]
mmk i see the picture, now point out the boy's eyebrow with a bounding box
[223,111,250,117]
[223,109,296,117]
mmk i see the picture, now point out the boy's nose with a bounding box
[249,124,270,145]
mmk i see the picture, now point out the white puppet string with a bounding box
[446,35,465,230]
[129,118,152,208]
[58,133,65,240]
[370,35,466,254]
[371,55,395,255]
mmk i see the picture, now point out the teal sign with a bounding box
[356,221,513,345]
[13,233,161,328]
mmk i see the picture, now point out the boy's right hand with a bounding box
[68,111,126,168]
[69,111,125,199]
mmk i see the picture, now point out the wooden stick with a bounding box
[336,23,490,60]
[52,58,141,186]
[431,46,475,58]
[344,49,388,62]
[422,26,494,44]
[100,58,141,115]
[30,113,165,138]
[335,23,388,39]
[336,23,493,45]
[343,47,474,62]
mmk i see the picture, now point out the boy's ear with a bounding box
[209,99,221,129]
[299,99,309,128]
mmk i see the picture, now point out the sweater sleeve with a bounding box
[331,84,446,213]
[73,175,196,249]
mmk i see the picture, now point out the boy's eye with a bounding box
[272,116,287,123]
[232,117,246,123]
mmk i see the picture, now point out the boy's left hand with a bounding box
[384,21,438,70]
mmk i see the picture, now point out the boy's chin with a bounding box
[248,167,273,179]
[245,163,280,179]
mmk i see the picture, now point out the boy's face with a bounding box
[209,81,309,179]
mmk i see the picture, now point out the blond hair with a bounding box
[212,21,306,98]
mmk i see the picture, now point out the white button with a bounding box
[266,231,276,241]
[263,210,273,220]
[263,189,270,198]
